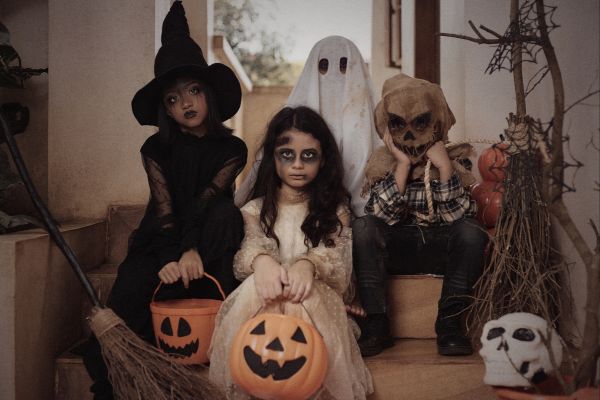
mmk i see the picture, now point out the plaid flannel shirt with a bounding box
[365,171,477,226]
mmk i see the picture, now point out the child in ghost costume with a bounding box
[235,36,381,217]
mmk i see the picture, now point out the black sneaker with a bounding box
[358,334,394,357]
[436,332,473,356]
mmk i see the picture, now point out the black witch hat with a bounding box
[131,0,241,126]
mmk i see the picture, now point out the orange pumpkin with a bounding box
[229,313,328,400]
[478,144,509,182]
[470,181,504,228]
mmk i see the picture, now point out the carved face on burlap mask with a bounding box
[374,74,456,164]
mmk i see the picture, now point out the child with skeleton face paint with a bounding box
[235,36,380,217]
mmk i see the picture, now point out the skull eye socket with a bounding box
[318,58,329,75]
[513,328,536,341]
[388,114,407,132]
[486,327,505,340]
[339,57,347,74]
[411,112,432,131]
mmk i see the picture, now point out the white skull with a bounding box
[479,312,563,387]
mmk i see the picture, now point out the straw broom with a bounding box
[1,113,225,399]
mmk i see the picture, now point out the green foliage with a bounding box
[214,0,297,86]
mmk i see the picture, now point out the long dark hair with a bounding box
[157,72,232,145]
[250,106,349,248]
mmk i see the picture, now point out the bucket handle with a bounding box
[250,301,323,337]
[152,272,226,302]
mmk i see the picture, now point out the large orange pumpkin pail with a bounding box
[150,273,225,365]
[229,311,328,400]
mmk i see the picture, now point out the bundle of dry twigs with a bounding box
[470,115,562,331]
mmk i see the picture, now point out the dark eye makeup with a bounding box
[276,148,321,163]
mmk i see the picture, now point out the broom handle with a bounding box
[0,113,101,308]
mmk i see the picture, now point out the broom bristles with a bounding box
[90,307,225,400]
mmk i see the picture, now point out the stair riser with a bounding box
[105,206,144,265]
[368,362,489,400]
[388,277,442,338]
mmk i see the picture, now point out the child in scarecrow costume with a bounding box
[354,74,488,357]
[82,2,246,398]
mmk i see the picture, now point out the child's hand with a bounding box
[178,248,204,288]
[425,141,452,181]
[158,261,181,284]
[253,255,287,304]
[384,130,411,167]
[283,259,315,303]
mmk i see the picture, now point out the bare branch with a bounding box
[479,24,504,39]
[564,89,600,114]
[438,32,502,44]
[468,20,487,40]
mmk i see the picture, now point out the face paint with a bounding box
[274,129,322,192]
[162,77,208,136]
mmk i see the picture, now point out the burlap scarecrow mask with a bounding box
[374,73,455,163]
[364,74,475,192]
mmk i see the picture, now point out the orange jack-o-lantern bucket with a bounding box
[150,273,225,365]
[229,312,328,400]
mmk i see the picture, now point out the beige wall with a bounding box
[0,0,49,204]
[239,85,292,181]
[47,0,164,220]
[373,0,600,336]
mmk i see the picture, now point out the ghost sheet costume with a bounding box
[235,36,381,216]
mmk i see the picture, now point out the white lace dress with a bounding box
[208,192,373,399]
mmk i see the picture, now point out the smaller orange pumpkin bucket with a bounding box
[150,273,225,365]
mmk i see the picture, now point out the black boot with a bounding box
[358,313,394,357]
[435,301,473,356]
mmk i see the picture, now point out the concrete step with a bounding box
[0,220,106,400]
[105,205,145,265]
[55,343,209,400]
[55,346,93,400]
[388,274,442,338]
[366,339,495,400]
[55,339,494,400]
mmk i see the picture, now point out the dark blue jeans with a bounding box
[352,216,487,333]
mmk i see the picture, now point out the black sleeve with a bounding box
[180,137,247,252]
[140,134,182,267]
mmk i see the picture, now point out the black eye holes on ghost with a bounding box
[318,57,348,74]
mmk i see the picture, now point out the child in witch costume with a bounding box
[83,2,246,399]
[354,74,488,357]
[209,106,373,399]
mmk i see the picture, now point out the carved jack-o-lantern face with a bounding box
[157,316,199,359]
[230,314,328,400]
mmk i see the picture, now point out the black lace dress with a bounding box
[83,130,247,397]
